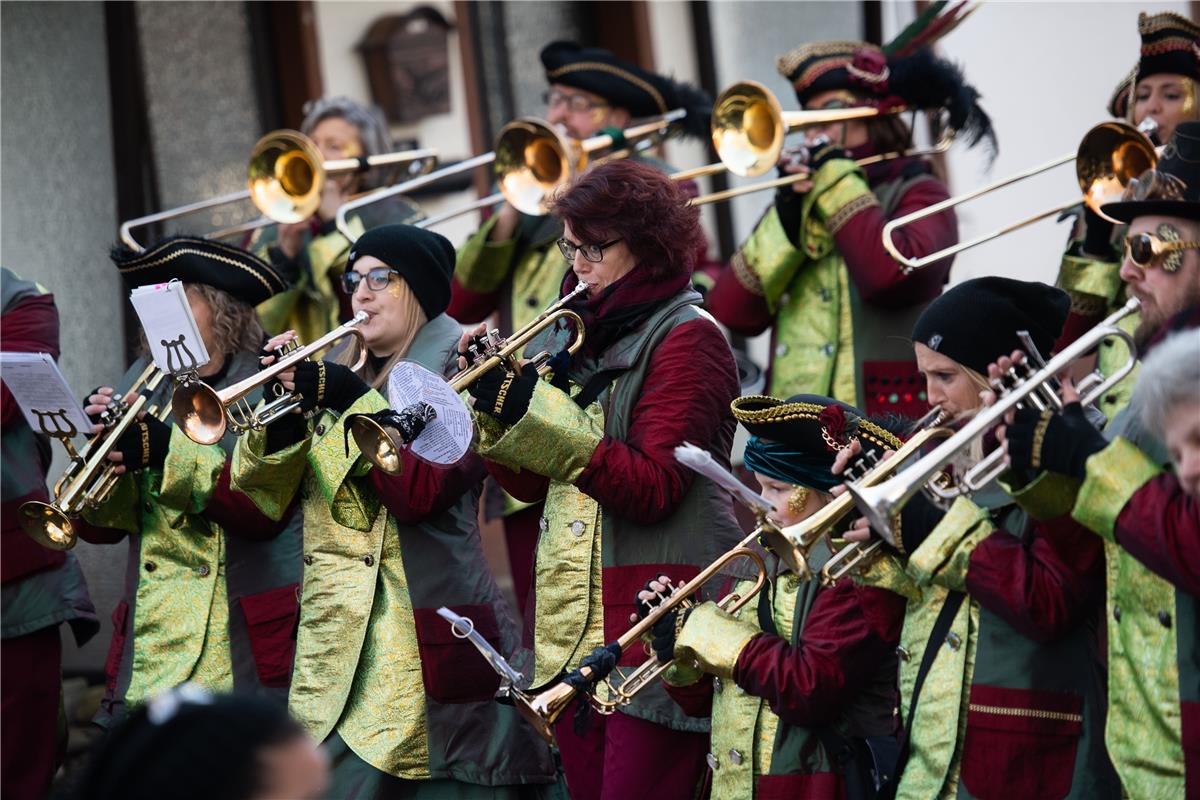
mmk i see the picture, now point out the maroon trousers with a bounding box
[2,625,62,800]
[504,504,544,619]
[554,700,708,800]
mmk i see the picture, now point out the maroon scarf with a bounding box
[560,265,691,360]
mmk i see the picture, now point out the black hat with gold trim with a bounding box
[539,41,711,139]
[733,393,902,492]
[1134,11,1200,85]
[110,237,287,306]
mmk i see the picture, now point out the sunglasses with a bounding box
[1124,231,1200,271]
[542,89,608,114]
[557,237,621,263]
[341,266,397,294]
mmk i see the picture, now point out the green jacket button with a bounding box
[706,753,719,770]
[144,561,157,573]
[197,565,211,577]
[945,632,962,651]
[728,749,743,765]
[1113,605,1121,622]
[1158,611,1171,628]
[315,423,326,437]
[363,555,375,567]
[303,554,314,566]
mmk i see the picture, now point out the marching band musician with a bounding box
[635,396,907,799]
[1053,12,1200,416]
[76,239,303,726]
[1,269,97,800]
[255,97,417,346]
[706,32,996,419]
[1000,122,1200,797]
[461,160,742,800]
[230,224,558,798]
[450,41,718,617]
[842,278,1119,799]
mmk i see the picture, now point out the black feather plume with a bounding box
[667,79,714,141]
[888,48,997,164]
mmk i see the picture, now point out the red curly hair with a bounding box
[550,159,702,279]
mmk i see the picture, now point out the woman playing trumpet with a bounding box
[461,159,743,800]
[840,277,1119,799]
[230,224,557,798]
[635,395,908,799]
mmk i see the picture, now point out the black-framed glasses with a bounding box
[1124,231,1200,271]
[557,238,621,263]
[341,266,397,294]
[542,89,608,114]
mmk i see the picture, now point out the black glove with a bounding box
[87,387,121,426]
[897,491,948,555]
[634,576,689,665]
[342,402,437,458]
[543,349,572,393]
[291,360,370,415]
[1005,402,1108,479]
[467,366,537,426]
[806,141,850,174]
[113,415,171,472]
[1081,206,1116,260]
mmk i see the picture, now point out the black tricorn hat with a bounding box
[110,237,287,306]
[539,41,711,139]
[1102,121,1200,223]
[1135,11,1200,85]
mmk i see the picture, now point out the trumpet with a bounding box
[336,111,687,238]
[19,364,169,550]
[173,313,369,445]
[847,298,1141,540]
[350,283,589,474]
[502,530,769,744]
[882,120,1158,272]
[119,130,438,251]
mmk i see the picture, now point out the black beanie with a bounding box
[911,277,1070,376]
[346,224,455,320]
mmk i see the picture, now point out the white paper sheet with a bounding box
[387,361,473,466]
[0,352,91,439]
[129,280,210,376]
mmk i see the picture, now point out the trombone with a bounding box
[173,312,369,445]
[19,364,169,550]
[502,529,769,744]
[119,129,438,251]
[882,120,1158,272]
[350,282,590,474]
[847,298,1141,540]
[689,80,952,206]
[336,111,686,239]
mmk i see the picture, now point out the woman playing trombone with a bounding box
[230,224,557,798]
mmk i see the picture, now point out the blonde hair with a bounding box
[336,277,427,389]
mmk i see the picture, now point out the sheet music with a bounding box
[387,361,473,466]
[0,352,92,438]
[129,280,210,376]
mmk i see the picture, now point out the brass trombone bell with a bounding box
[882,120,1158,273]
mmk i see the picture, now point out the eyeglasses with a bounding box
[543,89,608,114]
[341,266,397,294]
[1124,231,1200,271]
[557,238,621,263]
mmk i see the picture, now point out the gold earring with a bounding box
[787,486,810,516]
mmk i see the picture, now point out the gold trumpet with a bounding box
[19,364,169,550]
[882,120,1158,272]
[847,298,1141,539]
[336,111,687,237]
[119,130,438,251]
[502,531,769,744]
[173,313,369,446]
[350,283,589,474]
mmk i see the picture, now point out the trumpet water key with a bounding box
[172,312,368,445]
[19,364,169,550]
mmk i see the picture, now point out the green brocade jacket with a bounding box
[870,485,1116,800]
[231,315,556,785]
[83,353,303,727]
[1065,407,1194,798]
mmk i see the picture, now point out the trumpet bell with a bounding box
[1079,121,1157,222]
[711,80,786,178]
[502,681,576,745]
[494,118,573,216]
[349,415,406,476]
[248,130,326,224]
[172,382,227,446]
[18,502,76,551]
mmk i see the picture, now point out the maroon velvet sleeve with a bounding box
[1,295,61,428]
[731,580,899,727]
[705,265,774,336]
[370,451,487,525]
[831,176,956,307]
[72,516,130,545]
[574,319,740,524]
[448,276,502,325]
[664,677,715,719]
[1113,474,1200,595]
[205,459,296,540]
[965,515,1106,643]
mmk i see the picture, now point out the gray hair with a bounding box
[300,96,393,189]
[1134,329,1200,436]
